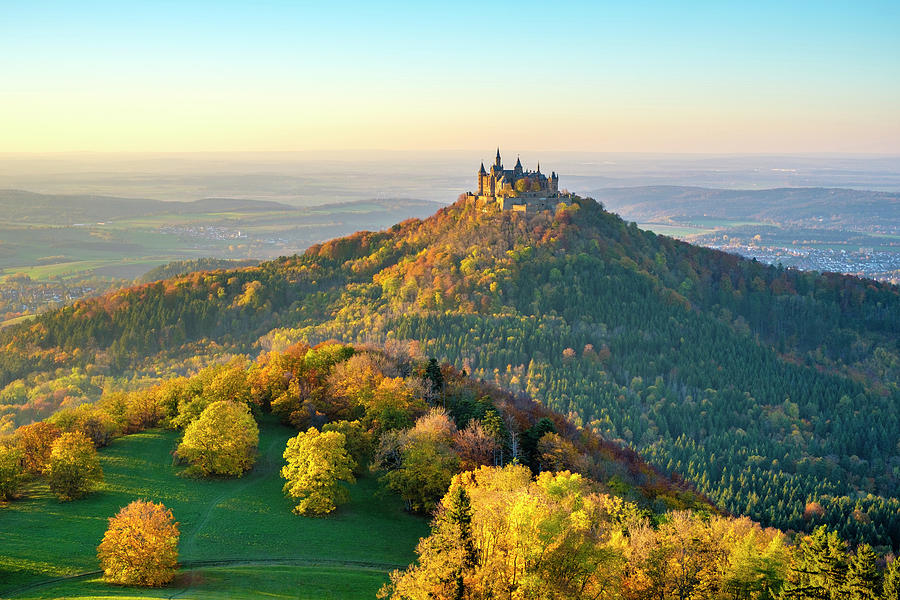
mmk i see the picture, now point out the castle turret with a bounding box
[477,162,486,195]
[495,148,502,168]
[514,156,523,176]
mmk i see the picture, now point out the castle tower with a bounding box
[477,162,486,195]
[495,148,502,168]
[514,156,523,176]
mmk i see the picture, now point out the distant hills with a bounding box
[594,185,900,232]
[0,189,443,283]
[0,189,445,226]
[1,194,898,550]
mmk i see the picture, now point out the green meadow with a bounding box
[0,417,428,599]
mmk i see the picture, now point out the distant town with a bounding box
[702,243,900,284]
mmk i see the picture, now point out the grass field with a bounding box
[0,416,428,599]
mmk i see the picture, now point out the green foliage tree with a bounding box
[97,500,180,586]
[322,419,373,475]
[44,431,103,501]
[175,400,258,477]
[379,409,460,513]
[884,558,900,600]
[783,526,849,599]
[847,544,881,600]
[281,427,356,516]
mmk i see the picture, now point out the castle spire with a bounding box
[479,161,486,175]
[537,161,541,173]
[495,147,502,167]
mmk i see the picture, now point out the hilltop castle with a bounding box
[465,149,566,212]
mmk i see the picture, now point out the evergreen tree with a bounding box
[882,559,900,600]
[846,544,881,600]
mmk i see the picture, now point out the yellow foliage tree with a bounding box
[281,428,356,516]
[43,431,103,501]
[175,400,258,477]
[0,444,25,500]
[97,500,179,586]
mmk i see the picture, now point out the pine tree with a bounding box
[883,559,900,600]
[846,544,881,600]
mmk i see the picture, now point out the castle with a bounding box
[465,149,566,212]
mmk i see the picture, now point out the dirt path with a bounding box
[173,435,284,597]
[181,436,282,559]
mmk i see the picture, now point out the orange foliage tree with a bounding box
[15,421,61,474]
[97,500,180,586]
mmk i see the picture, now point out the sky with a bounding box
[1,0,899,154]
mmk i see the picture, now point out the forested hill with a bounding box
[2,195,899,550]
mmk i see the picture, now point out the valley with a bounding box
[0,191,442,325]
[596,186,900,283]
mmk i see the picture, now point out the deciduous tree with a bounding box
[16,421,60,474]
[175,400,258,477]
[97,500,179,586]
[0,444,24,500]
[281,427,356,516]
[44,431,103,501]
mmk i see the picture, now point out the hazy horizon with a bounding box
[1,151,899,205]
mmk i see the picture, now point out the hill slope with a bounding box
[1,195,898,548]
[1,417,427,598]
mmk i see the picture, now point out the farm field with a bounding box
[0,195,443,283]
[0,191,443,325]
[0,416,428,599]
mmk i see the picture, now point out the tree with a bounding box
[381,465,626,600]
[281,428,356,516]
[379,410,460,513]
[322,420,373,475]
[175,400,258,477]
[0,444,24,500]
[97,500,179,586]
[424,358,444,397]
[453,421,498,471]
[846,544,881,600]
[381,436,459,513]
[884,558,900,600]
[49,404,117,447]
[16,421,61,474]
[782,526,849,599]
[44,431,103,501]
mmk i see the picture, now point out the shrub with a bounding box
[175,400,258,477]
[97,500,179,586]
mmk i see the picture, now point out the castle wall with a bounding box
[471,154,564,213]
